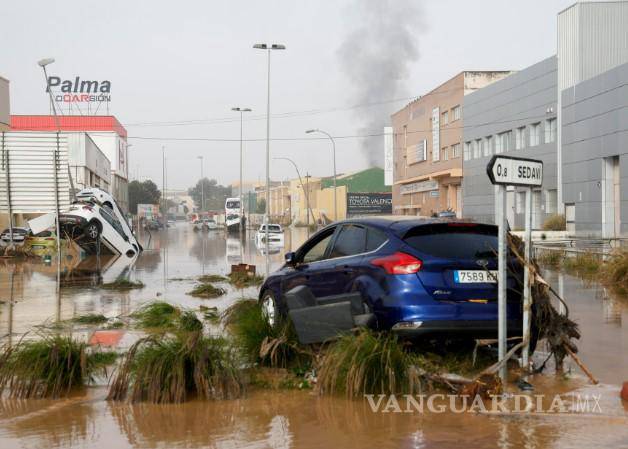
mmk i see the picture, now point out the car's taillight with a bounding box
[370,252,423,275]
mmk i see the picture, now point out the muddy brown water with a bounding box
[1,223,628,448]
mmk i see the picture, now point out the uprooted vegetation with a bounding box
[222,299,308,368]
[227,271,265,289]
[537,247,628,295]
[187,283,226,299]
[71,313,109,325]
[108,311,244,403]
[0,335,117,399]
[197,274,228,283]
[101,279,145,290]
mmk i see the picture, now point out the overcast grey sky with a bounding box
[2,0,574,190]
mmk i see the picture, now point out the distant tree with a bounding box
[188,178,231,211]
[256,198,266,214]
[128,180,161,214]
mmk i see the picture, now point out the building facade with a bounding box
[0,76,9,131]
[10,115,130,211]
[391,71,512,217]
[462,57,558,229]
[461,1,628,237]
[558,1,628,237]
[66,133,112,193]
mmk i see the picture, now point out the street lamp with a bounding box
[254,42,285,274]
[197,156,204,215]
[274,157,315,237]
[231,107,252,231]
[306,129,337,221]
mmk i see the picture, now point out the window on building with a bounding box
[495,134,503,154]
[545,118,557,143]
[452,105,461,121]
[452,143,461,158]
[463,141,471,161]
[442,147,449,161]
[515,126,525,150]
[516,191,525,214]
[545,189,557,214]
[474,139,482,158]
[483,136,492,157]
[529,122,540,146]
[442,111,449,125]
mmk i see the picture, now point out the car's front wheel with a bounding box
[84,220,101,240]
[260,290,279,328]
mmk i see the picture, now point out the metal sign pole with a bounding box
[522,186,533,368]
[486,155,543,384]
[497,185,508,382]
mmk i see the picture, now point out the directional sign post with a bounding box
[487,155,543,382]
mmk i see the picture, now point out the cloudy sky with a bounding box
[2,0,574,189]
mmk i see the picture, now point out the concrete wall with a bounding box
[462,57,558,229]
[0,77,9,131]
[561,60,628,237]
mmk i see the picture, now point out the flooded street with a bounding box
[1,224,628,449]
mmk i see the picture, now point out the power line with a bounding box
[120,87,468,128]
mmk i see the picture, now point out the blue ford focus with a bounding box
[259,217,526,343]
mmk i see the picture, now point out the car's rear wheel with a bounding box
[84,220,101,240]
[260,290,279,328]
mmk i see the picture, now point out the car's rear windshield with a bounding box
[402,223,498,259]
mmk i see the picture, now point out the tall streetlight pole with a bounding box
[274,157,315,237]
[38,57,62,322]
[38,58,62,250]
[197,156,204,215]
[254,43,285,274]
[306,129,337,221]
[231,107,252,232]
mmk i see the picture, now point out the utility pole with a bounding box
[232,107,252,233]
[305,172,310,236]
[162,146,166,226]
[197,156,204,216]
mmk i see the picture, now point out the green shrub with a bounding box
[563,252,601,277]
[227,272,264,289]
[542,214,566,231]
[0,335,115,399]
[71,313,108,325]
[316,329,424,397]
[187,283,226,299]
[107,333,244,403]
[222,300,306,368]
[536,250,563,268]
[599,250,628,295]
[131,302,180,330]
[101,279,145,290]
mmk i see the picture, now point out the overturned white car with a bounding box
[31,188,142,258]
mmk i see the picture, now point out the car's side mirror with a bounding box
[285,251,297,266]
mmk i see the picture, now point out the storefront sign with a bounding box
[347,193,392,216]
[399,180,438,195]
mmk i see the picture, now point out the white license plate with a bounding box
[454,270,498,283]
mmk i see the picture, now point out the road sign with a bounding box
[486,155,543,382]
[486,155,543,187]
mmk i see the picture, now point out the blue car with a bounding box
[259,217,526,341]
